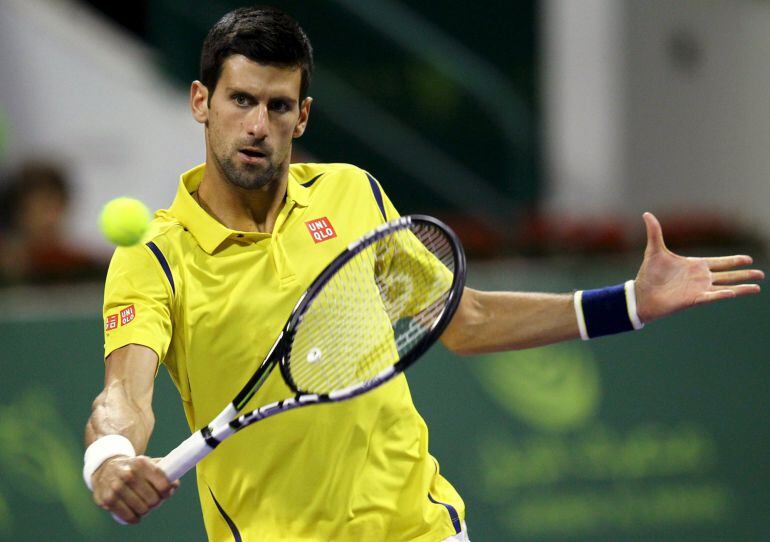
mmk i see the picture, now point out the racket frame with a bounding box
[278,214,466,393]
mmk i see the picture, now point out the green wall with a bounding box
[0,258,767,540]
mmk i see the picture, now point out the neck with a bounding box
[196,162,289,234]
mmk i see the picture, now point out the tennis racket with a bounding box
[158,214,466,483]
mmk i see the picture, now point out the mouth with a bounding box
[238,148,268,164]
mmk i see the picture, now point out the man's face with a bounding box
[192,55,311,190]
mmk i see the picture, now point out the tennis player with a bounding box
[83,7,763,541]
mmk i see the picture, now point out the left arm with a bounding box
[441,212,764,355]
[441,289,579,355]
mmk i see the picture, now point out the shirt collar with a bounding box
[287,168,311,207]
[169,163,310,254]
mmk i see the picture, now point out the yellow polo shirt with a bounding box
[102,163,465,541]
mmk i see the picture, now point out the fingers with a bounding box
[108,499,140,525]
[695,284,761,305]
[150,457,180,497]
[98,476,143,524]
[723,284,762,296]
[643,212,667,255]
[704,255,756,271]
[142,457,178,498]
[114,482,152,520]
[92,456,178,524]
[711,269,765,285]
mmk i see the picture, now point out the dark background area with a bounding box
[81,0,540,217]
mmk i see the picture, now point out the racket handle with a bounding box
[111,513,129,525]
[158,430,213,482]
[109,431,211,525]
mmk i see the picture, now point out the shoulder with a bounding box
[290,162,395,222]
[106,212,185,278]
[290,162,377,188]
[144,211,188,257]
[290,162,389,206]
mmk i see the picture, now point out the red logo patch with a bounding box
[305,217,337,244]
[120,305,136,326]
[105,314,118,331]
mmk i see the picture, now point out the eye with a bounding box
[269,99,291,113]
[233,93,251,107]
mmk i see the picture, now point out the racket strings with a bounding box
[288,223,456,394]
[293,243,388,392]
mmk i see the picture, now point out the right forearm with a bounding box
[85,379,155,454]
[84,345,172,524]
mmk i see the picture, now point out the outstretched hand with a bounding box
[634,212,764,323]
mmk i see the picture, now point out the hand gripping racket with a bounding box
[158,214,466,483]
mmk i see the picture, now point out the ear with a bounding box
[190,81,210,124]
[293,97,313,138]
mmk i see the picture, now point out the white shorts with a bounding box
[440,523,470,542]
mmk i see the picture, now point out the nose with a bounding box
[246,104,269,140]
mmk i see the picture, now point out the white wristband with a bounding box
[83,435,136,491]
[624,279,645,330]
[573,290,589,340]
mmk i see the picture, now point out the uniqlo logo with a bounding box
[120,305,136,326]
[105,314,118,331]
[305,217,337,244]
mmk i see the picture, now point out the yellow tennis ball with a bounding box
[99,197,151,246]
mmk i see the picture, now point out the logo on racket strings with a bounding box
[305,217,337,244]
[307,347,322,363]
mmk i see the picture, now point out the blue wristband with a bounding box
[574,280,644,340]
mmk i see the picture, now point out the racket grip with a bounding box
[158,430,213,482]
[109,432,211,525]
[111,513,129,525]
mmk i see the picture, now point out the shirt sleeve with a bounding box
[381,190,400,222]
[368,174,454,319]
[376,228,454,321]
[366,172,401,222]
[103,243,173,363]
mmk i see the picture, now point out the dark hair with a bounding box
[200,6,314,101]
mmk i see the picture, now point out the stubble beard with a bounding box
[217,152,285,191]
